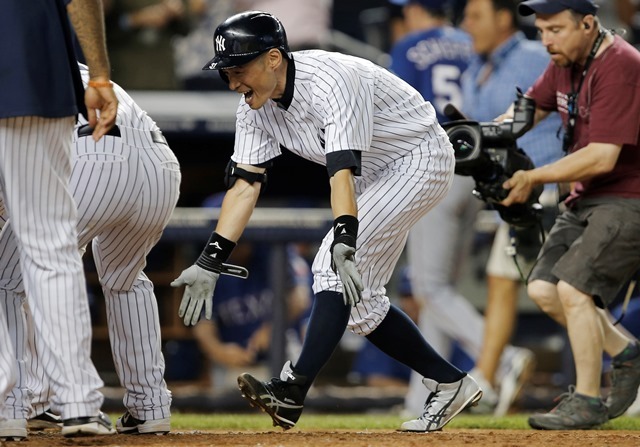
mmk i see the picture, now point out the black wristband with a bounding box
[330,215,358,251]
[196,232,236,272]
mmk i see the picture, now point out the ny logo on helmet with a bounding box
[215,35,226,53]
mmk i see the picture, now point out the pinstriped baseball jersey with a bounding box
[233,50,444,172]
[231,50,455,335]
[0,64,180,423]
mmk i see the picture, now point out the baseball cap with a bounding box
[389,0,448,11]
[518,0,599,17]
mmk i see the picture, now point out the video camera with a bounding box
[441,89,543,228]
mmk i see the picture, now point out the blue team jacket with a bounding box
[0,0,84,119]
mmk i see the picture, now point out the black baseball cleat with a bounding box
[28,409,63,430]
[116,411,170,435]
[61,411,115,437]
[237,361,306,430]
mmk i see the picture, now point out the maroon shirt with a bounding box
[527,35,640,200]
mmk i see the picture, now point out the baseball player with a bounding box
[171,11,482,432]
[0,63,180,441]
[0,0,118,437]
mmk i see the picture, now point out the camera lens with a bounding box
[449,127,476,160]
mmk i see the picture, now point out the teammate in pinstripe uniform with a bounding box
[0,64,180,440]
[0,0,119,439]
[170,11,483,432]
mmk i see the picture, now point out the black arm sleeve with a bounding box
[326,150,362,177]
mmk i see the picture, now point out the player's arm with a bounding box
[327,156,363,307]
[500,142,621,206]
[66,0,118,140]
[171,162,265,326]
[329,169,358,218]
[215,165,264,241]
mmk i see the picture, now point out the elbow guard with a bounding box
[224,160,268,191]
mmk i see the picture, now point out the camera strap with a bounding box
[563,29,607,152]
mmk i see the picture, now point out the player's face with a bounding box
[223,52,281,110]
[462,0,504,56]
[535,11,593,67]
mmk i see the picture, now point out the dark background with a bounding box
[163,132,331,208]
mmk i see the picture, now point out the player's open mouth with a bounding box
[244,91,254,102]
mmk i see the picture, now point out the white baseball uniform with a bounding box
[0,113,102,420]
[0,64,180,422]
[231,50,455,336]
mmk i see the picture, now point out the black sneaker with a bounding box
[116,411,170,435]
[606,348,640,419]
[61,411,116,437]
[528,386,608,430]
[238,360,306,430]
[28,409,62,430]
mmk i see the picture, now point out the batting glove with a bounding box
[331,242,364,306]
[171,264,219,326]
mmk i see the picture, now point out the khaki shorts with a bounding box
[529,198,640,307]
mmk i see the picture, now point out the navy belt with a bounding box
[76,124,167,145]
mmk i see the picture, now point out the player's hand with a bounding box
[85,80,118,141]
[500,170,533,207]
[331,243,364,306]
[171,264,219,326]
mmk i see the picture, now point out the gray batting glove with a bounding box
[171,264,219,326]
[331,243,364,306]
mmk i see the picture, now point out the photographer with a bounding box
[500,0,640,430]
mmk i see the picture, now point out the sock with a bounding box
[614,341,640,362]
[366,304,465,384]
[293,291,351,395]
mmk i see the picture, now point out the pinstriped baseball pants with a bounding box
[0,116,104,419]
[0,125,180,421]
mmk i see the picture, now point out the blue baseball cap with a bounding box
[519,0,599,17]
[389,0,448,10]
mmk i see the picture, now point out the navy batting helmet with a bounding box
[203,11,291,71]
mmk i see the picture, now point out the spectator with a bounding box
[104,0,193,89]
[173,0,236,90]
[236,0,332,51]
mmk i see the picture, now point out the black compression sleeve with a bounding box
[326,150,362,177]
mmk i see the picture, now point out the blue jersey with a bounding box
[390,26,473,123]
[0,0,83,118]
[213,244,273,347]
[212,243,313,348]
